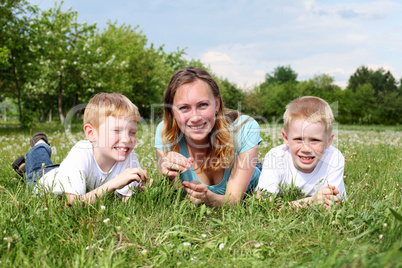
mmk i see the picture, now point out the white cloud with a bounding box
[201,52,235,63]
[303,0,316,11]
[255,70,266,76]
[200,50,265,89]
[333,81,348,89]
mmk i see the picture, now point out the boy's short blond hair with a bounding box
[84,93,140,130]
[283,96,334,135]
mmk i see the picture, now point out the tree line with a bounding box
[1,0,401,126]
[243,66,402,125]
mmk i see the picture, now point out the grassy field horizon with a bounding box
[0,123,401,267]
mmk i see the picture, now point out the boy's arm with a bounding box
[288,185,340,208]
[66,168,148,205]
[121,195,130,202]
[255,150,283,199]
[258,185,341,209]
[323,150,346,199]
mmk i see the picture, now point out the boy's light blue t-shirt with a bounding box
[154,115,262,195]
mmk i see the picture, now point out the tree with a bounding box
[348,66,400,124]
[250,81,301,120]
[243,87,265,118]
[348,66,398,95]
[379,90,402,124]
[218,78,244,110]
[0,0,39,126]
[353,83,377,124]
[87,23,191,118]
[297,74,341,104]
[29,1,97,123]
[0,46,10,67]
[264,65,298,85]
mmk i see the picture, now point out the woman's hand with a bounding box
[182,181,209,205]
[156,149,193,181]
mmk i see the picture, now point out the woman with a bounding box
[155,67,262,207]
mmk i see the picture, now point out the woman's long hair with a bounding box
[161,67,240,172]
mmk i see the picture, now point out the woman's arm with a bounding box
[183,145,259,207]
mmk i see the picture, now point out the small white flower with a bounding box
[99,248,104,252]
[43,207,48,211]
[182,242,191,247]
[100,205,106,210]
[254,243,261,248]
[378,234,383,239]
[383,223,388,227]
[141,249,148,255]
[103,218,110,223]
[219,243,225,250]
[86,246,90,250]
[201,234,207,238]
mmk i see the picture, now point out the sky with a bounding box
[27,0,402,90]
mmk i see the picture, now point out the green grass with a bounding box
[0,123,401,267]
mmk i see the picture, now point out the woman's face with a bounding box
[172,80,220,146]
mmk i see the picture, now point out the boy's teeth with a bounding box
[301,156,312,160]
[116,147,128,152]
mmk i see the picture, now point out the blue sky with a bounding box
[28,0,402,89]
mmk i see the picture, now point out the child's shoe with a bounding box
[12,156,26,178]
[30,132,50,147]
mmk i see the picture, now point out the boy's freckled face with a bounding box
[94,116,137,163]
[283,119,333,173]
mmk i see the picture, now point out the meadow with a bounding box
[0,123,401,267]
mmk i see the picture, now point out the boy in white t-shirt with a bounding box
[17,93,148,204]
[256,96,346,208]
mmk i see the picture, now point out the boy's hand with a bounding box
[311,185,341,208]
[112,168,148,190]
[160,152,194,180]
[182,181,208,205]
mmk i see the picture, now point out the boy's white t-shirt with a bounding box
[256,144,346,199]
[35,140,141,197]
